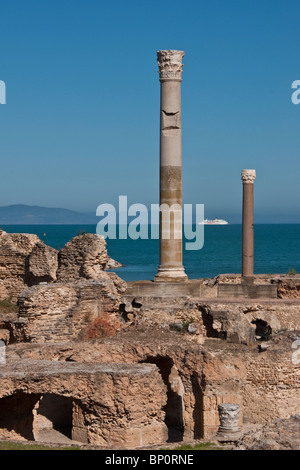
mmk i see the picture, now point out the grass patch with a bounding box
[0,298,18,314]
[0,441,82,450]
[161,442,224,451]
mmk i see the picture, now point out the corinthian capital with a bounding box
[157,50,184,81]
[241,169,256,184]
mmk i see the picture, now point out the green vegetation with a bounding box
[169,317,195,333]
[161,442,224,451]
[287,268,297,276]
[0,441,82,450]
[0,440,225,451]
[0,298,18,314]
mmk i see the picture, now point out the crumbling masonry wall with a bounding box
[0,361,167,447]
[0,231,121,301]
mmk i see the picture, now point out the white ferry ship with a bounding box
[198,218,229,225]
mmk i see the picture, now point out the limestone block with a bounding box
[0,329,10,344]
[28,242,58,283]
[57,233,121,282]
[17,275,126,343]
[0,231,41,299]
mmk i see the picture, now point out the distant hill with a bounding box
[0,205,97,225]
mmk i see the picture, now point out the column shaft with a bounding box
[241,170,256,278]
[242,183,254,277]
[154,50,187,282]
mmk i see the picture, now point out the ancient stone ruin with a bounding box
[0,50,299,449]
[0,225,299,449]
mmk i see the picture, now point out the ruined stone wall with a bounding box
[201,274,300,300]
[0,231,43,299]
[57,233,111,282]
[0,361,167,448]
[6,334,247,441]
[16,274,126,343]
[0,231,121,301]
[277,278,300,299]
[243,334,300,425]
[196,301,300,338]
[27,242,58,284]
[7,329,299,442]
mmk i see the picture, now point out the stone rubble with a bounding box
[0,229,299,449]
[236,415,300,450]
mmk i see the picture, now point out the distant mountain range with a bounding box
[0,204,298,225]
[0,205,98,225]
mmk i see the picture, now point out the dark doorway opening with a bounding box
[141,355,184,442]
[34,394,73,440]
[0,392,40,440]
[251,319,272,341]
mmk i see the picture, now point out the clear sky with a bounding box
[0,0,299,223]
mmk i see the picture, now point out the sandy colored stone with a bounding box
[57,233,119,282]
[0,360,167,447]
[236,415,300,450]
[16,274,126,343]
[278,278,300,299]
[0,230,41,299]
[0,230,122,301]
[28,242,58,283]
[0,329,10,344]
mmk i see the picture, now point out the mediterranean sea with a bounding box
[1,224,299,282]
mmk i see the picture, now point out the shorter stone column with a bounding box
[241,169,256,280]
[216,403,242,441]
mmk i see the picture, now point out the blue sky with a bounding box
[0,0,299,222]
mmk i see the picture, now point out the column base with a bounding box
[154,266,188,282]
[241,275,254,285]
[215,427,242,442]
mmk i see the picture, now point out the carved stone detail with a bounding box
[157,50,184,80]
[241,169,256,184]
[216,403,242,441]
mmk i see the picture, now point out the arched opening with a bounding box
[0,392,40,441]
[191,373,204,439]
[251,319,272,341]
[33,394,73,443]
[141,356,184,442]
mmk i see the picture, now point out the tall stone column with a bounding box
[154,50,187,282]
[241,169,256,279]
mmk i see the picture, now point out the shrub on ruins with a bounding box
[84,314,119,339]
[287,268,297,276]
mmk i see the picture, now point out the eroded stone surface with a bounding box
[0,230,122,301]
[0,360,167,447]
[57,233,118,282]
[16,275,126,343]
[2,324,299,445]
[0,229,299,448]
[28,242,58,283]
[217,403,242,440]
[0,231,41,299]
[236,415,300,450]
